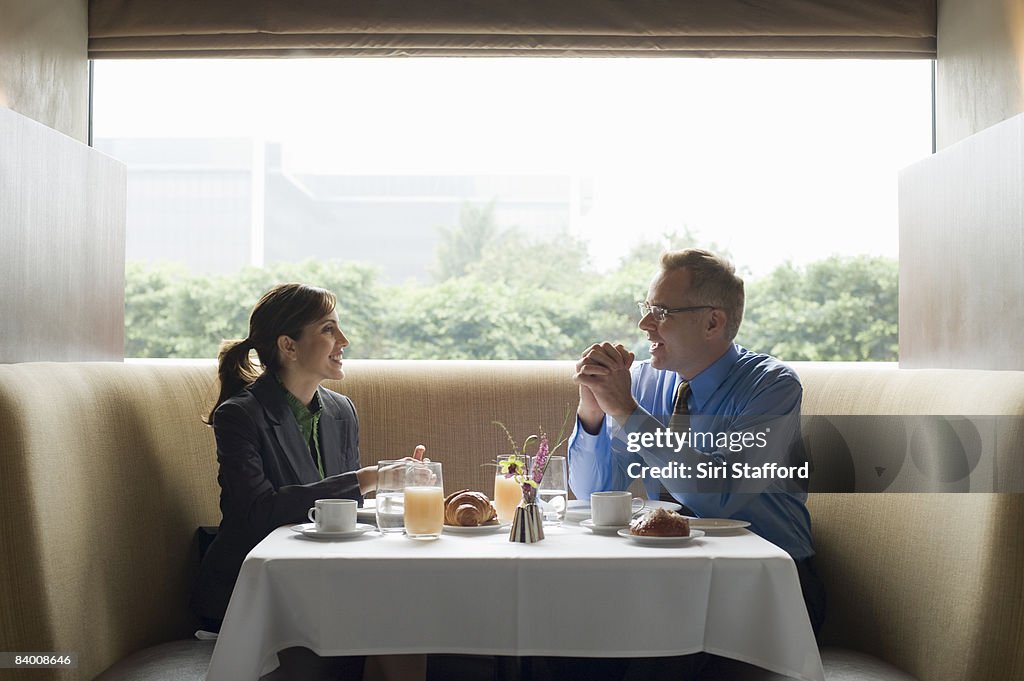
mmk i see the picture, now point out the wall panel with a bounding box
[899,112,1024,369]
[0,108,126,362]
[0,0,89,142]
[936,0,1024,149]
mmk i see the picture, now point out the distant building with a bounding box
[95,137,581,282]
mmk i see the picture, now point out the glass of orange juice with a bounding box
[493,470,523,524]
[404,461,444,539]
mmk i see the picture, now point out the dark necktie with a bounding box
[668,380,691,433]
[660,381,691,506]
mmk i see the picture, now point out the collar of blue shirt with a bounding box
[683,343,740,413]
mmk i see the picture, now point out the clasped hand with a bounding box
[573,342,637,425]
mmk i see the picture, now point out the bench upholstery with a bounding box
[0,360,1022,681]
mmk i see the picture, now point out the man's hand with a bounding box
[574,342,637,430]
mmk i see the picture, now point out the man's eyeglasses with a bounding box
[637,301,715,323]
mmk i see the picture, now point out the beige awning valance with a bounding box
[88,0,937,59]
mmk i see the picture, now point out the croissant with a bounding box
[443,489,498,526]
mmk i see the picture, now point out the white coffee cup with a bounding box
[307,499,357,533]
[590,491,646,526]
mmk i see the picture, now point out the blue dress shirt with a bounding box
[568,343,815,560]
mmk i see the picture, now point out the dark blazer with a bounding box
[191,372,362,622]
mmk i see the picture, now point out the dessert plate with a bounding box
[686,518,750,533]
[580,519,628,535]
[617,528,705,546]
[443,521,510,535]
[290,523,375,540]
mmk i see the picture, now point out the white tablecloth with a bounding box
[205,524,824,681]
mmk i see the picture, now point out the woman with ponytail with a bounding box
[191,283,423,677]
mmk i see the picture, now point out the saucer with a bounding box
[617,528,706,546]
[290,522,375,540]
[442,521,511,535]
[580,519,628,535]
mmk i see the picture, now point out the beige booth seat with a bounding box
[0,360,1022,681]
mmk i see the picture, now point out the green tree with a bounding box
[125,239,898,363]
[383,276,588,360]
[124,260,386,359]
[124,260,191,357]
[431,202,503,281]
[740,256,898,361]
[578,259,653,358]
[470,228,592,294]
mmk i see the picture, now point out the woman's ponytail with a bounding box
[205,337,262,425]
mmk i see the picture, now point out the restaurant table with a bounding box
[205,523,825,681]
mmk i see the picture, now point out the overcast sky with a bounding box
[93,58,932,276]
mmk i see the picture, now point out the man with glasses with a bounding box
[562,248,823,678]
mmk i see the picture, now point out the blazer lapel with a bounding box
[251,374,321,483]
[317,386,343,478]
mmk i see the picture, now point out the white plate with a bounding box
[580,519,627,535]
[632,499,683,512]
[687,518,750,533]
[616,528,706,546]
[442,522,511,535]
[565,498,682,522]
[564,500,591,523]
[357,499,376,523]
[290,523,376,540]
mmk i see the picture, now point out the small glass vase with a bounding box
[509,500,545,543]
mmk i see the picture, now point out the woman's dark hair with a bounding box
[206,283,337,424]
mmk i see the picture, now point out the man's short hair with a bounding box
[660,249,745,340]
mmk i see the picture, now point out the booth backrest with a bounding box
[0,363,220,681]
[0,360,1022,681]
[794,363,1024,681]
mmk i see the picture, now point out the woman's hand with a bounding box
[356,445,428,494]
[355,465,378,495]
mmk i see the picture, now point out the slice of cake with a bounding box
[629,508,690,537]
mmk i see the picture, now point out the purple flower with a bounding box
[531,436,550,485]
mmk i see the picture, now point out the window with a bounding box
[92,58,932,361]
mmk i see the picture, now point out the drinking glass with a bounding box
[531,455,567,526]
[493,469,523,524]
[404,461,444,539]
[375,460,408,534]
